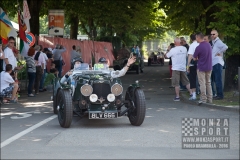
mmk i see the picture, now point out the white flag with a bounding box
[23,0,31,32]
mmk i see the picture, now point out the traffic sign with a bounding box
[26,32,35,47]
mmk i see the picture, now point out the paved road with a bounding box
[1,63,239,159]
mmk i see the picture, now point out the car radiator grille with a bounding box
[92,83,111,99]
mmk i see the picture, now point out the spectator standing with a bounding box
[53,44,66,77]
[25,47,36,97]
[211,30,228,100]
[34,45,45,95]
[180,37,189,90]
[0,43,5,72]
[204,35,216,97]
[166,38,192,101]
[45,48,54,70]
[2,37,23,87]
[2,37,18,71]
[158,49,165,66]
[76,46,82,57]
[180,37,189,51]
[165,43,175,78]
[193,32,213,104]
[135,45,144,73]
[187,34,199,100]
[131,45,136,53]
[135,45,140,57]
[39,47,49,92]
[0,64,18,103]
[70,45,81,69]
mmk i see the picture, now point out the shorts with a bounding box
[172,70,189,87]
[0,84,14,98]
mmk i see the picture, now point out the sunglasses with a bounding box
[211,34,215,35]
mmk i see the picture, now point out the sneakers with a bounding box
[213,96,223,100]
[189,96,196,100]
[173,97,180,101]
[198,100,203,105]
[198,100,207,105]
[28,93,35,97]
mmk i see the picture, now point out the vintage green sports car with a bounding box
[52,63,146,128]
[113,53,144,74]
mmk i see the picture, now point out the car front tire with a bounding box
[126,88,146,126]
[57,90,73,128]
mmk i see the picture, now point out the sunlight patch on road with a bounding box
[32,139,41,142]
[159,130,169,133]
[20,101,53,108]
[124,139,132,142]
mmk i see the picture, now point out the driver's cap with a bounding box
[73,57,83,64]
[98,57,107,63]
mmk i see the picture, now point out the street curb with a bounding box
[180,92,239,112]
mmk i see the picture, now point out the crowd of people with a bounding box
[0,30,228,105]
[0,36,82,103]
[165,30,228,104]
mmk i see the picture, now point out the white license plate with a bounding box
[89,112,118,119]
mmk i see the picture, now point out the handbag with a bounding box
[62,60,65,66]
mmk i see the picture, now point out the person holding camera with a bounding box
[53,44,66,77]
[2,37,23,72]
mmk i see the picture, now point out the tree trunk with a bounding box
[224,55,240,91]
[201,0,218,34]
[27,0,43,36]
[70,15,79,39]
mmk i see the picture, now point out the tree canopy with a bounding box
[1,0,239,54]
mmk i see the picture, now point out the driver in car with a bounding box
[60,56,136,84]
[97,57,135,78]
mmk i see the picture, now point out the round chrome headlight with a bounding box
[80,84,93,96]
[111,83,123,96]
[107,94,115,102]
[89,94,98,102]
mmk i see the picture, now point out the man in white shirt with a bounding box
[33,45,45,94]
[211,30,228,100]
[39,47,49,92]
[187,34,199,100]
[3,37,23,71]
[166,37,192,101]
[0,64,18,103]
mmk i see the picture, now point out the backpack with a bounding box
[34,51,41,61]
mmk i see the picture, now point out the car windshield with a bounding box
[93,63,109,70]
[74,63,89,70]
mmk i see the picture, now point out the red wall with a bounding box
[38,36,115,76]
